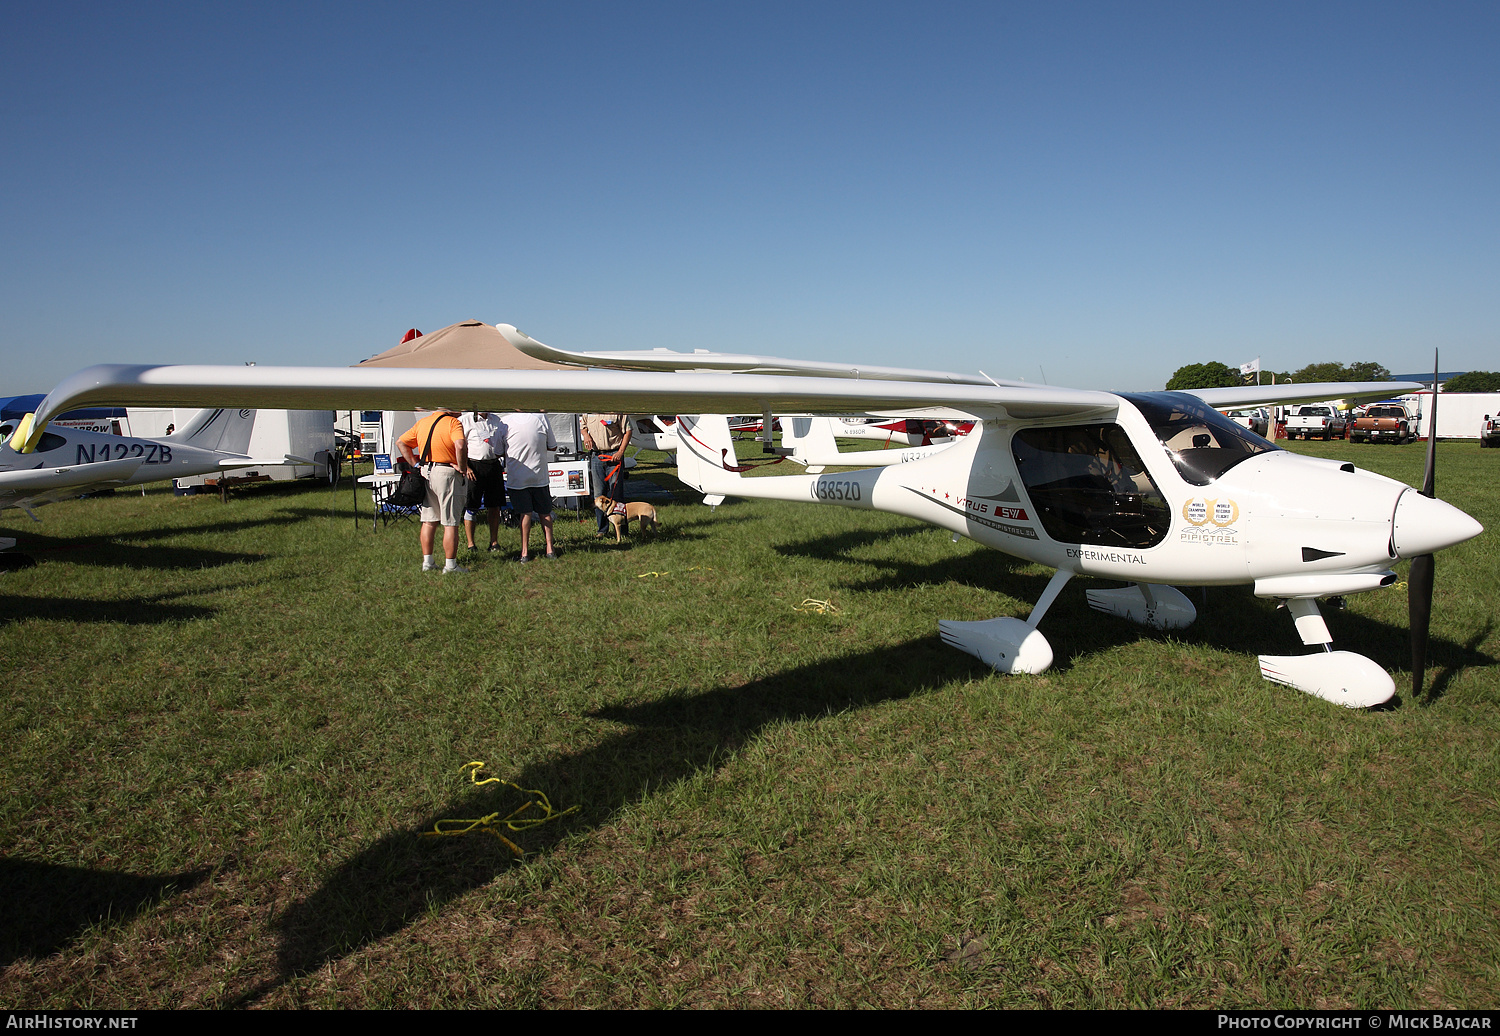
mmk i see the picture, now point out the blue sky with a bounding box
[3,2,1496,394]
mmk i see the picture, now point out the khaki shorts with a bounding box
[420,464,466,526]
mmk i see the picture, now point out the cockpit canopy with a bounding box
[1122,392,1279,486]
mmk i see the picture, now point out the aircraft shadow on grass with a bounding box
[568,513,754,551]
[774,525,1497,701]
[0,574,284,627]
[230,544,1494,1004]
[0,858,210,966]
[235,639,980,1006]
[0,590,219,627]
[4,512,307,572]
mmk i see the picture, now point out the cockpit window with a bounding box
[1122,392,1278,486]
[1011,424,1170,548]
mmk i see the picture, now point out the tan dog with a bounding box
[595,496,661,543]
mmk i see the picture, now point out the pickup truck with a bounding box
[1350,403,1418,445]
[1285,405,1348,441]
[1221,407,1270,438]
[1482,413,1500,448]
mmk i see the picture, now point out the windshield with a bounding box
[1367,406,1405,418]
[1121,393,1278,486]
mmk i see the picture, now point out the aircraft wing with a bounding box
[16,364,1121,451]
[496,324,1018,386]
[1187,381,1422,408]
[0,457,143,493]
[500,326,1424,412]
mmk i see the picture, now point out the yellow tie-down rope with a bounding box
[419,761,579,856]
[793,598,841,615]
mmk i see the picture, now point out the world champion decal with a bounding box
[1179,497,1241,545]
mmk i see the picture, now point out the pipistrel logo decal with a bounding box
[1180,498,1240,545]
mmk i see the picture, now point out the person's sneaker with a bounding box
[487,543,501,552]
[422,561,439,572]
[545,550,559,559]
[443,564,470,574]
[518,554,532,564]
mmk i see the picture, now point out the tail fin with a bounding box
[781,415,840,472]
[174,408,258,455]
[673,414,742,505]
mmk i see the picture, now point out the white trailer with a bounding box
[1396,392,1500,440]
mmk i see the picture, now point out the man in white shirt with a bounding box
[461,411,508,552]
[501,412,558,562]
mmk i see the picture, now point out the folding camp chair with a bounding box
[368,455,421,530]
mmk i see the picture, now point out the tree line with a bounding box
[1165,361,1500,392]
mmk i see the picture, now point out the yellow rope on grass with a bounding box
[419,761,579,856]
[793,598,841,615]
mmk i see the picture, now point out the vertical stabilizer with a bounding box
[673,415,742,503]
[175,408,258,455]
[782,415,839,472]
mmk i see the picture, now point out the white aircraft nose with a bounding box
[1391,490,1484,558]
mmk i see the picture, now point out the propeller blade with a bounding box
[1410,349,1439,698]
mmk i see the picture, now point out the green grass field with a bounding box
[1,437,1496,1008]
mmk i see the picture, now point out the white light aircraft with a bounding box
[0,407,258,523]
[627,415,681,454]
[824,414,974,447]
[8,329,1481,708]
[781,414,969,473]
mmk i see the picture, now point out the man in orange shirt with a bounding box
[397,408,472,573]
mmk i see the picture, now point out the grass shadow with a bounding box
[0,858,211,965]
[1423,618,1496,706]
[774,527,1033,595]
[237,638,976,1006]
[0,590,217,626]
[24,543,269,571]
[1,511,307,548]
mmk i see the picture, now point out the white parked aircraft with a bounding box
[781,413,968,473]
[627,415,681,453]
[8,330,1481,708]
[0,407,258,520]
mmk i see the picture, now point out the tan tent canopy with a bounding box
[357,320,581,371]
